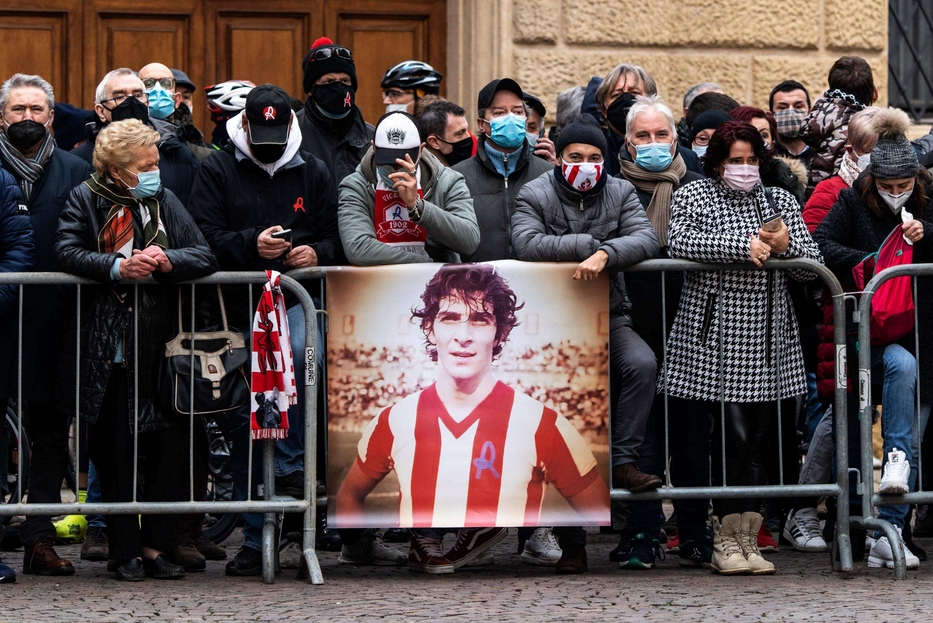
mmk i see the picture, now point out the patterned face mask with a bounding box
[561,160,604,192]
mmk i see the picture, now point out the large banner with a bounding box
[326,261,610,528]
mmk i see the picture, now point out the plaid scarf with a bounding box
[0,130,55,202]
[618,154,686,247]
[250,270,296,440]
[85,173,169,256]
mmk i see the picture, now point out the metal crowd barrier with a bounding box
[857,263,933,580]
[616,258,855,573]
[1,259,858,584]
[0,271,323,585]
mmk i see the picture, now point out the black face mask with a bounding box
[312,83,355,119]
[109,96,150,125]
[606,92,638,135]
[439,135,474,166]
[251,143,287,164]
[5,119,48,150]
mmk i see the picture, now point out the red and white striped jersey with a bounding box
[355,381,599,527]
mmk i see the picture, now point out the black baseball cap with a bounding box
[477,78,523,111]
[245,84,292,145]
[523,92,546,118]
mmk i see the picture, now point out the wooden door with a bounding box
[324,0,446,126]
[0,0,83,111]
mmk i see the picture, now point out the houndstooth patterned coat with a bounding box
[659,178,823,403]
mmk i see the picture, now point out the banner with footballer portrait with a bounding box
[326,261,611,528]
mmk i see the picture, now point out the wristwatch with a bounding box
[409,197,424,221]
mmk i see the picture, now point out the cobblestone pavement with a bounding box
[3,528,933,622]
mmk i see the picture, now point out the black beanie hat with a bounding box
[689,110,732,144]
[556,113,608,159]
[302,37,358,94]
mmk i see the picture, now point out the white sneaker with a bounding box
[868,528,920,569]
[521,528,562,566]
[878,448,910,494]
[783,508,828,552]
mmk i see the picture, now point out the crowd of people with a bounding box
[1,36,933,584]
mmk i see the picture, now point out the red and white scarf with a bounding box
[374,167,428,257]
[250,270,297,440]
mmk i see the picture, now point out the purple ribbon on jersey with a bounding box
[473,441,500,479]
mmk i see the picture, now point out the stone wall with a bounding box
[503,0,888,121]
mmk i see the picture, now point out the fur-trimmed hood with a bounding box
[775,154,809,189]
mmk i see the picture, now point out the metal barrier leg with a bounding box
[262,438,277,584]
[853,516,908,579]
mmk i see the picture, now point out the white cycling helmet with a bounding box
[204,80,256,115]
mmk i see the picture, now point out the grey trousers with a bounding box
[609,317,658,468]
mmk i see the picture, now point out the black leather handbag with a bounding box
[160,286,250,416]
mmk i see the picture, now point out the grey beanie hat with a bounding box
[869,108,920,179]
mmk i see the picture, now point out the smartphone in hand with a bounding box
[761,213,784,233]
[271,228,293,246]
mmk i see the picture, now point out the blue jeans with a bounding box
[84,461,106,529]
[234,302,318,551]
[877,344,918,530]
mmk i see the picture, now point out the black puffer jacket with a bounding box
[296,100,374,186]
[53,182,218,430]
[813,171,933,403]
[0,148,91,399]
[451,135,552,262]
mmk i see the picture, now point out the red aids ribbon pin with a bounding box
[293,197,305,213]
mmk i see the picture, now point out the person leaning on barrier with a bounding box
[511,112,661,574]
[662,120,822,576]
[813,108,933,571]
[52,119,218,582]
[0,162,35,584]
[613,95,708,571]
[0,73,93,578]
[187,83,341,577]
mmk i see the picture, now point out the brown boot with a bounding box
[173,533,206,572]
[195,533,227,561]
[23,537,75,576]
[555,544,588,574]
[612,463,662,492]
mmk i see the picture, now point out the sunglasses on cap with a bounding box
[306,47,353,62]
[142,77,175,90]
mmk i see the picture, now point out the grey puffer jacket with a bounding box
[452,135,553,262]
[511,170,660,320]
[338,149,479,265]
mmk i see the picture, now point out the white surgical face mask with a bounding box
[385,103,409,114]
[878,187,913,213]
[856,152,871,171]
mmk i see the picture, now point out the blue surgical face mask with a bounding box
[486,113,526,149]
[147,86,176,120]
[693,145,708,158]
[632,141,674,172]
[126,168,161,199]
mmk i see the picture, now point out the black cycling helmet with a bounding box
[381,61,443,95]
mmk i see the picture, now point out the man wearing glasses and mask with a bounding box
[72,68,200,207]
[296,38,374,186]
[0,73,91,579]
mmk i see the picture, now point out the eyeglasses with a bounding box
[383,89,414,100]
[142,77,175,90]
[100,92,149,108]
[693,135,712,146]
[306,47,353,62]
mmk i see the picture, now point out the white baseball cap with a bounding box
[373,111,422,165]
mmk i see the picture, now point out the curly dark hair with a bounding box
[411,264,523,361]
[701,120,771,179]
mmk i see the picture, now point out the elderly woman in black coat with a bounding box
[54,119,218,581]
[813,108,932,570]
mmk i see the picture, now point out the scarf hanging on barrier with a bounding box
[250,270,297,440]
